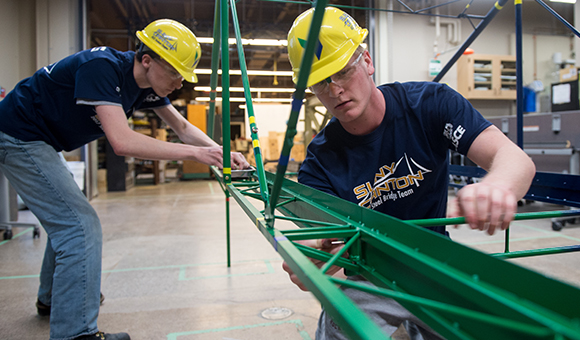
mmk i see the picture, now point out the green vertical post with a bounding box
[226,192,231,267]
[220,0,231,180]
[217,0,232,267]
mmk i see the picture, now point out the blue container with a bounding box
[523,87,536,112]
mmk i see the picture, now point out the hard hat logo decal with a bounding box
[339,13,357,30]
[191,50,200,68]
[298,38,323,60]
[152,29,177,52]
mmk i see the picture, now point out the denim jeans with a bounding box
[0,131,102,340]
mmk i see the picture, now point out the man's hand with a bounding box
[448,181,518,235]
[231,151,251,170]
[193,147,251,170]
[193,146,224,168]
[282,238,347,291]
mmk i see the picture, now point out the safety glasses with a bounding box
[154,58,183,81]
[310,52,363,94]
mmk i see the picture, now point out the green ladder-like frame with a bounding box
[207,0,580,339]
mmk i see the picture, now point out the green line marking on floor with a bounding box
[178,259,276,280]
[166,319,312,340]
[0,274,40,280]
[208,181,215,195]
[517,222,580,243]
[0,227,35,246]
[0,258,282,280]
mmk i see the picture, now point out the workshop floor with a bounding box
[1,179,579,340]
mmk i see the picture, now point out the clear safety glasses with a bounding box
[154,58,183,81]
[310,52,363,94]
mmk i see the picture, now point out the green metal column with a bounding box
[219,0,232,267]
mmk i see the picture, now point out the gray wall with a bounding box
[0,0,81,96]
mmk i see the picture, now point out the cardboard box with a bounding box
[235,139,249,152]
[182,160,209,174]
[156,129,167,141]
[559,67,578,82]
[267,131,280,160]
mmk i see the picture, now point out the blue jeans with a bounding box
[0,132,102,340]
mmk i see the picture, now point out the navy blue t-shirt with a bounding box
[0,47,170,151]
[298,82,492,235]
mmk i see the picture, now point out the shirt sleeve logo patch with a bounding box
[443,123,466,151]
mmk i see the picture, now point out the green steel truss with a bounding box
[208,0,580,339]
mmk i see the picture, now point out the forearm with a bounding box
[466,126,536,200]
[479,145,535,200]
[111,129,205,161]
[175,123,219,147]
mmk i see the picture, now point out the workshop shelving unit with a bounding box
[457,54,517,100]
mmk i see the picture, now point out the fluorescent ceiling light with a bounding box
[194,69,293,76]
[197,37,287,46]
[196,37,366,50]
[550,0,575,3]
[194,86,311,93]
[195,97,295,103]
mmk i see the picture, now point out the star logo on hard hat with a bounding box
[298,38,323,60]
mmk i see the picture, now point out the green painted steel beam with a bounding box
[407,209,580,227]
[206,0,221,142]
[224,180,391,340]
[219,170,580,340]
[266,0,328,223]
[229,0,270,203]
[492,245,580,259]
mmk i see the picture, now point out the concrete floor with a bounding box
[1,178,579,340]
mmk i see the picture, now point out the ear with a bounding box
[362,50,375,76]
[141,54,154,70]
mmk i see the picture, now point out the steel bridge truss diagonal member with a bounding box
[209,0,580,339]
[231,172,580,340]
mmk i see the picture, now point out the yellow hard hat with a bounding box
[287,7,368,87]
[136,19,201,83]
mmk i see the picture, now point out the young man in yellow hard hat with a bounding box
[283,7,535,339]
[0,19,249,340]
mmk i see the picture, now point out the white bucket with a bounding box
[67,161,85,190]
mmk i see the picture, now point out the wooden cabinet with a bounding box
[180,104,211,179]
[457,54,517,100]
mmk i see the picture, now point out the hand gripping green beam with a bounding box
[215,163,580,339]
[266,0,329,224]
[408,210,580,258]
[262,172,580,340]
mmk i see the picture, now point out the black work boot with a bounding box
[36,293,105,316]
[75,332,131,340]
